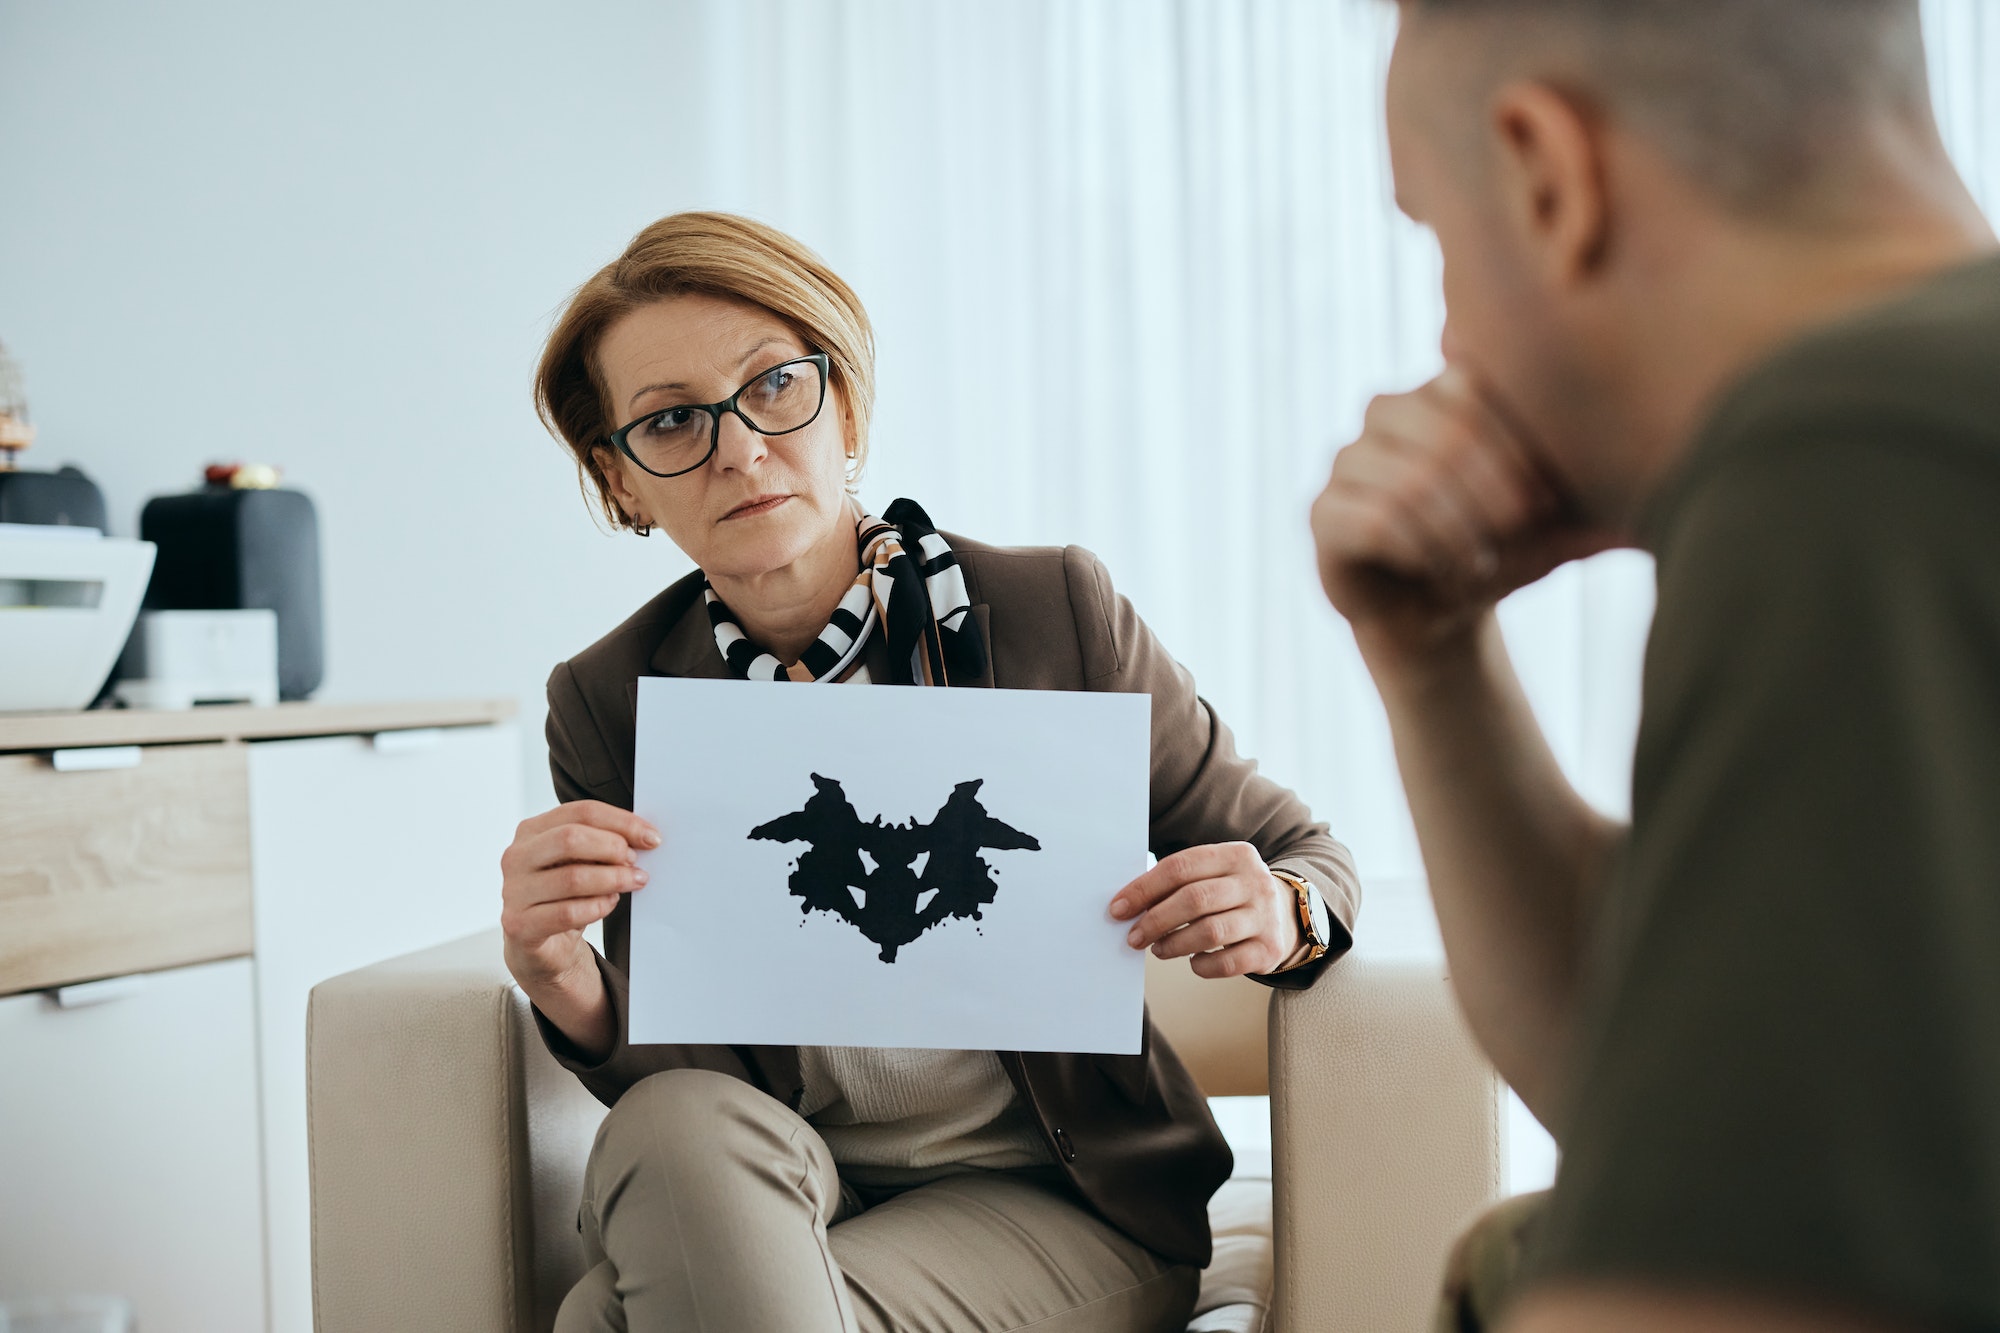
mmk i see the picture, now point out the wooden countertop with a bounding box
[0,698,518,752]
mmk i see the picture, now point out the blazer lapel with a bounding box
[625,590,733,719]
[961,605,995,688]
[652,595,733,681]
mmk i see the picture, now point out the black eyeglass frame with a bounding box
[603,353,832,479]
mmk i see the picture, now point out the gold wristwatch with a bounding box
[1272,868,1332,969]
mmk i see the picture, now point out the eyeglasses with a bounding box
[605,353,831,479]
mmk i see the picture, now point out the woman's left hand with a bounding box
[1109,843,1302,979]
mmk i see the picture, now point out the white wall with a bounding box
[0,1,724,811]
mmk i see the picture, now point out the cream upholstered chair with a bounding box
[307,933,1501,1332]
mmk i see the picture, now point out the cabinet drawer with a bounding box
[0,956,265,1330]
[0,743,253,994]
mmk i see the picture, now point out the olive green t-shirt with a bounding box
[1534,252,2000,1325]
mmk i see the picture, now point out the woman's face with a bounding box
[595,292,853,581]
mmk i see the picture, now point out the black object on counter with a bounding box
[140,487,325,701]
[0,464,108,530]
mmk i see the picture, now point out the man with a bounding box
[1311,2,2000,1330]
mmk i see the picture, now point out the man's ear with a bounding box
[1489,81,1610,284]
[593,446,652,528]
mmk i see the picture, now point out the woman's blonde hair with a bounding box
[535,212,877,531]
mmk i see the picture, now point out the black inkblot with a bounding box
[748,774,1041,963]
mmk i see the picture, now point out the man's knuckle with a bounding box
[1355,508,1397,549]
[1410,453,1454,498]
[1437,420,1481,459]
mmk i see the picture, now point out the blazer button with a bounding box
[1054,1129,1076,1162]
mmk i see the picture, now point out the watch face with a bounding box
[1307,891,1333,948]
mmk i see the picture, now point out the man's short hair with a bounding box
[1403,0,1931,215]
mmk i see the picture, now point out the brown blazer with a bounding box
[534,535,1360,1267]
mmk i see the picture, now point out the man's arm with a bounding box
[1369,608,1623,1122]
[1311,367,1621,1122]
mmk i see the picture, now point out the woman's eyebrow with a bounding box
[732,336,791,368]
[625,338,796,412]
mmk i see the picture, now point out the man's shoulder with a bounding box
[1652,252,2000,551]
[1727,250,2000,434]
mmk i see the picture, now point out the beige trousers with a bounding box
[554,1068,1199,1333]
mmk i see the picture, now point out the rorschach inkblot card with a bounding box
[626,676,1151,1052]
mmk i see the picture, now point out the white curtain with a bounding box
[688,1,1448,927]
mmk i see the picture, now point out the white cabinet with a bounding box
[0,958,267,1332]
[249,725,520,1333]
[0,702,520,1332]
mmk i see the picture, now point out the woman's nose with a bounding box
[711,411,768,472]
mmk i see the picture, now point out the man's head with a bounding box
[1386,0,1973,515]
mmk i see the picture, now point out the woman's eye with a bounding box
[751,369,793,400]
[641,408,700,437]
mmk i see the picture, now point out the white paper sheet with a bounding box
[627,678,1151,1053]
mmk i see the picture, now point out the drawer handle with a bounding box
[371,728,443,754]
[51,974,150,1009]
[51,745,143,772]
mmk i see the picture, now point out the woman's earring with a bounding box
[629,513,653,537]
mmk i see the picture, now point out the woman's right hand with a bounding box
[499,800,659,993]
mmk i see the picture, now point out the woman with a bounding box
[503,212,1359,1333]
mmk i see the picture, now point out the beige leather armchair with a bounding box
[308,934,1501,1332]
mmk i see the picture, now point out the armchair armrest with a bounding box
[1270,958,1505,1333]
[307,930,604,1333]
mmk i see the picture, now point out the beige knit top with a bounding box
[798,1045,1053,1188]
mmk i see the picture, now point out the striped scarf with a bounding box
[703,498,986,686]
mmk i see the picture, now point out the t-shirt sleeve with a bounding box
[1532,426,2000,1323]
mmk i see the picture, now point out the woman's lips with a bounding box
[722,493,791,521]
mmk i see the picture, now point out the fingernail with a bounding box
[633,869,648,886]
[1126,927,1143,947]
[1109,897,1133,919]
[642,830,662,848]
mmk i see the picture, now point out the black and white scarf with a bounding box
[703,498,985,686]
